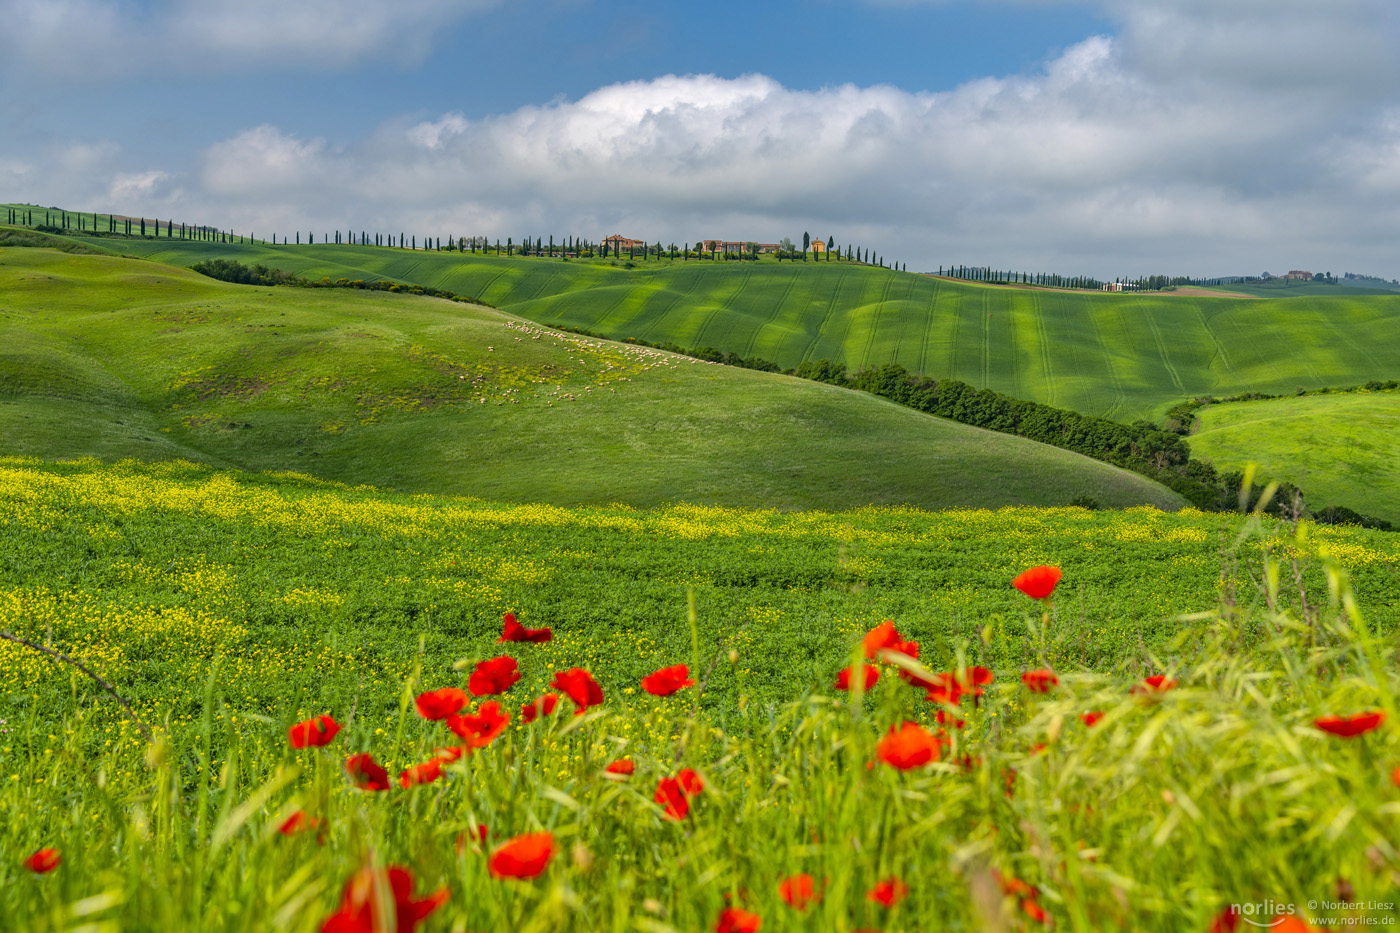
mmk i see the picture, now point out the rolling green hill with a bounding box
[78,235,1400,423]
[1198,280,1398,297]
[0,243,1184,511]
[1189,391,1400,524]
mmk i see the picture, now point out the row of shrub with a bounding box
[189,258,493,307]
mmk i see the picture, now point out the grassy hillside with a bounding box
[0,244,1183,511]
[86,235,1400,422]
[1189,390,1400,523]
[1199,279,1398,297]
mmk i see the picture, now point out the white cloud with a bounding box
[107,170,170,205]
[12,0,1400,278]
[203,126,328,195]
[185,14,1400,280]
[0,0,501,78]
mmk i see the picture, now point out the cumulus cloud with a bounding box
[13,0,1400,277]
[0,0,501,78]
[107,170,171,205]
[181,2,1400,278]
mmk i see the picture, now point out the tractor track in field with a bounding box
[857,274,896,371]
[882,274,914,368]
[739,269,817,361]
[517,267,570,304]
[468,268,516,306]
[980,292,993,390]
[689,270,753,351]
[1195,303,1247,396]
[915,278,943,378]
[1142,305,1185,395]
[797,273,839,365]
[643,275,705,341]
[1085,300,1129,420]
[1308,302,1387,375]
[1030,293,1055,407]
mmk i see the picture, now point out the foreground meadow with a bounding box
[2,458,1399,931]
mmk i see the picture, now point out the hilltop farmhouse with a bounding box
[602,234,646,252]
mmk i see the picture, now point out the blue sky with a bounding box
[4,0,1400,277]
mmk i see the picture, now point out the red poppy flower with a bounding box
[1021,670,1059,693]
[866,876,908,908]
[320,865,447,933]
[778,874,822,911]
[655,769,705,821]
[414,687,468,721]
[447,701,509,748]
[278,811,323,836]
[399,758,444,788]
[835,664,881,691]
[876,721,943,770]
[956,666,994,694]
[434,746,465,764]
[1314,711,1386,737]
[455,824,489,855]
[468,656,521,696]
[288,714,341,749]
[488,831,554,880]
[520,693,560,724]
[655,779,691,821]
[1272,918,1322,933]
[1022,899,1049,924]
[862,621,918,661]
[344,753,390,791]
[1392,764,1400,788]
[863,620,899,656]
[498,611,552,643]
[605,758,635,777]
[922,674,964,706]
[1012,565,1062,600]
[1132,675,1177,695]
[935,709,965,729]
[716,908,762,933]
[641,664,696,696]
[1209,907,1241,933]
[898,665,943,690]
[1080,711,1105,727]
[994,870,1046,923]
[23,848,60,873]
[551,668,604,712]
[677,768,704,795]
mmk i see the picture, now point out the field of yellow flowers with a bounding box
[2,456,1399,931]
